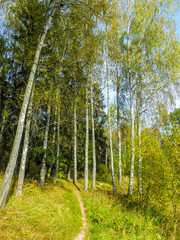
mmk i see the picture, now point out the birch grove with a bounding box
[0,0,179,214]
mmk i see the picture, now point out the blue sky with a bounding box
[175,7,180,37]
[175,8,180,108]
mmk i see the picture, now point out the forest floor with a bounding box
[0,177,178,239]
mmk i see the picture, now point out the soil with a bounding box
[74,191,88,240]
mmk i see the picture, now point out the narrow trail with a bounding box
[74,191,88,240]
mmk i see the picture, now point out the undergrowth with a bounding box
[77,179,176,240]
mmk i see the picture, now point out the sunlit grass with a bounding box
[0,179,82,240]
[76,180,171,240]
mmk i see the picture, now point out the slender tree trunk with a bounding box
[54,90,60,184]
[68,169,71,180]
[105,147,108,166]
[0,10,55,209]
[106,28,117,195]
[16,88,34,196]
[0,109,7,147]
[84,79,89,191]
[127,11,135,196]
[117,67,122,185]
[40,105,51,187]
[73,84,77,184]
[128,78,135,196]
[91,72,96,189]
[47,107,57,178]
[137,79,142,195]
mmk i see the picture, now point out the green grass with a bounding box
[76,179,172,240]
[0,179,82,240]
[0,176,178,240]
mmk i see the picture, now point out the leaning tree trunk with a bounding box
[16,87,34,196]
[84,78,89,191]
[106,28,117,195]
[116,66,122,185]
[0,9,55,209]
[91,71,96,189]
[54,90,60,184]
[40,105,51,187]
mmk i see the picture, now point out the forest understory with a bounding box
[0,177,179,240]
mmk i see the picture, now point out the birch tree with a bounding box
[116,67,122,185]
[91,71,97,189]
[16,87,34,196]
[0,1,57,208]
[40,104,51,187]
[84,77,89,191]
[54,90,60,184]
[106,26,117,195]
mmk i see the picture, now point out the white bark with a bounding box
[91,72,96,189]
[54,90,60,184]
[106,29,117,195]
[137,80,142,195]
[40,105,51,187]
[84,79,89,191]
[127,10,135,196]
[117,67,122,185]
[128,78,135,196]
[0,10,54,209]
[16,88,34,196]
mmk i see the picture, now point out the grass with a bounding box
[76,178,176,240]
[0,175,178,240]
[0,179,82,240]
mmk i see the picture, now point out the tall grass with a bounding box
[0,179,82,240]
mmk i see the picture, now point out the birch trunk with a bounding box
[84,79,89,191]
[117,68,122,185]
[40,105,51,187]
[137,80,142,195]
[106,29,117,195]
[47,108,57,178]
[16,88,34,196]
[128,78,135,196]
[127,9,135,196]
[0,10,54,208]
[73,85,77,184]
[54,91,60,184]
[91,72,96,189]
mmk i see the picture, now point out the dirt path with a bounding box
[74,191,88,240]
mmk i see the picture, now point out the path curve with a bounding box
[74,191,88,240]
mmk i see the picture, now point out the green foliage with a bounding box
[96,163,109,181]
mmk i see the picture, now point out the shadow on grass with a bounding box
[6,175,18,204]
